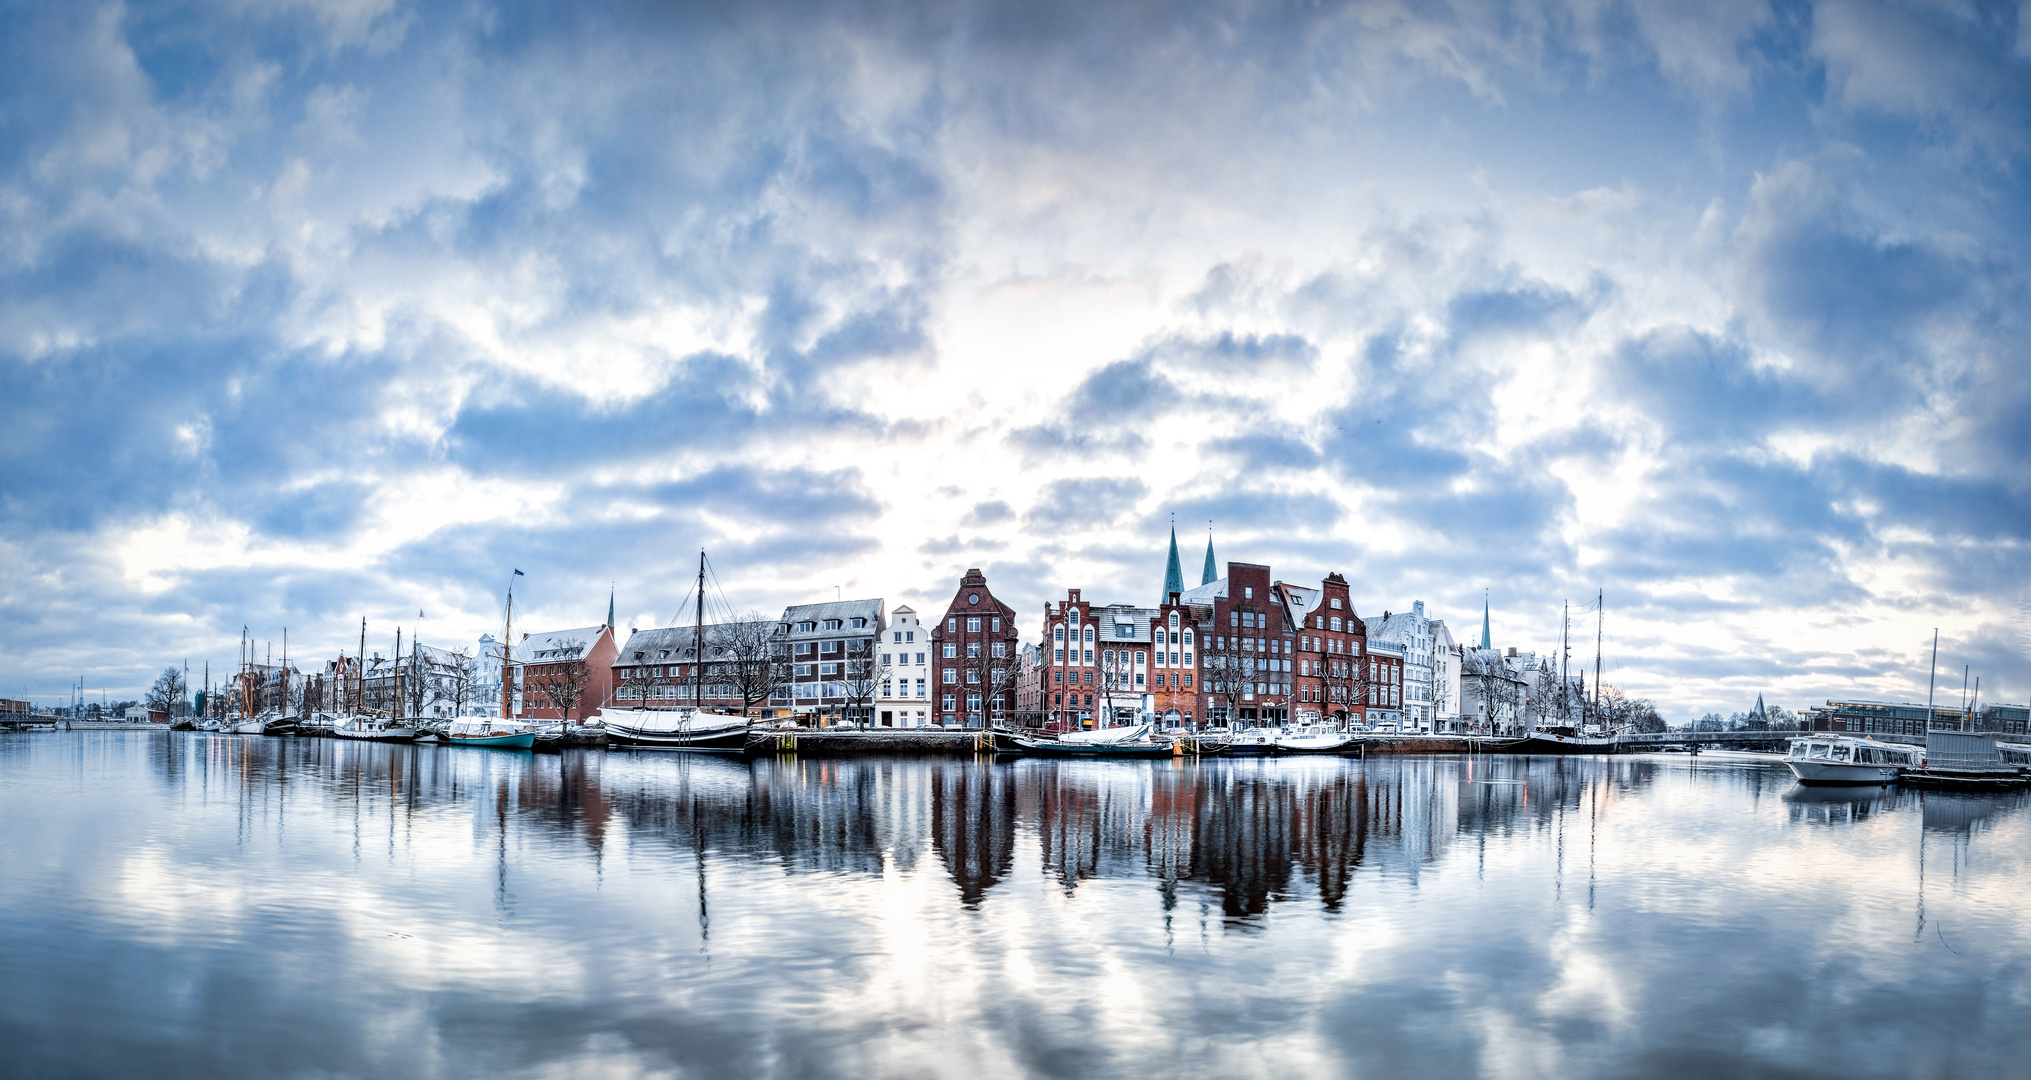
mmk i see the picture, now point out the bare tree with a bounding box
[1460,650,1525,734]
[1320,648,1363,726]
[616,658,663,708]
[145,667,186,716]
[530,638,593,723]
[839,638,886,726]
[953,632,1025,728]
[715,611,780,718]
[1200,624,1253,727]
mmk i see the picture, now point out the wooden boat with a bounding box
[1011,723,1178,759]
[1222,726,1278,757]
[1501,726,1619,755]
[600,707,750,752]
[444,718,536,749]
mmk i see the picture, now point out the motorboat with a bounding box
[1223,727,1279,757]
[330,715,421,743]
[443,718,536,749]
[600,708,751,752]
[1785,734,1917,785]
[1271,723,1359,756]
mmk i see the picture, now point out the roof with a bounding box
[617,622,761,662]
[1092,604,1157,641]
[779,598,884,635]
[1275,582,1321,625]
[1178,577,1227,605]
[517,626,607,662]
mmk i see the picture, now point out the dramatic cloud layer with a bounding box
[1,0,2026,717]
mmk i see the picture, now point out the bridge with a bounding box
[1615,730,1924,750]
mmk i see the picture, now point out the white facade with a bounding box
[1365,601,1437,731]
[1430,620,1462,730]
[874,605,933,728]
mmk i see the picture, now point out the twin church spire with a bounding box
[1162,522,1219,599]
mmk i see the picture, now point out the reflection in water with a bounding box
[7,733,2031,1079]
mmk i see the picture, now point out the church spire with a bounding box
[607,586,615,630]
[1163,523,1184,599]
[1201,525,1218,586]
[1480,590,1492,650]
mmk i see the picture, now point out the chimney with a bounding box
[1505,647,1518,658]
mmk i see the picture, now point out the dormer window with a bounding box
[851,618,866,628]
[824,619,841,631]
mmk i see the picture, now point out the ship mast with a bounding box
[694,549,706,712]
[1592,590,1603,726]
[357,618,367,718]
[502,583,514,719]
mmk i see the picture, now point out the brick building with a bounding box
[930,569,1021,727]
[509,624,617,723]
[1283,571,1369,726]
[1186,561,1298,725]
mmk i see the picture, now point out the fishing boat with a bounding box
[1011,722,1178,759]
[444,718,536,749]
[1272,723,1360,755]
[330,715,420,743]
[1785,734,1918,785]
[600,707,751,752]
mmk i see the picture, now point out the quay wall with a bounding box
[744,730,998,756]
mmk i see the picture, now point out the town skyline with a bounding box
[2,2,2025,722]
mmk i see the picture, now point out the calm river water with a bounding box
[3,732,2028,1079]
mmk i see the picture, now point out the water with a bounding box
[3,734,2028,1079]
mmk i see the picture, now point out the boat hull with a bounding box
[1014,739,1177,759]
[1273,738,1360,756]
[448,731,537,749]
[1501,733,1619,755]
[604,721,751,752]
[330,726,420,743]
[1787,760,1902,785]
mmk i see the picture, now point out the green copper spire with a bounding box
[1480,590,1491,650]
[1163,526,1184,598]
[1201,528,1218,586]
[607,586,616,630]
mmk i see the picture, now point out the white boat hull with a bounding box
[1788,760,1901,785]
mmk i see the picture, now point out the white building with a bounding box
[1430,620,1462,731]
[1365,601,1437,732]
[874,605,932,728]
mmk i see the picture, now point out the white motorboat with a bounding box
[1271,723,1359,755]
[330,715,421,743]
[1785,734,1917,785]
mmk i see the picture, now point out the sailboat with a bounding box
[330,620,419,742]
[1502,593,1620,755]
[598,550,753,753]
[1011,721,1179,759]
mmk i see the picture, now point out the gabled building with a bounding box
[1366,601,1437,731]
[1281,571,1368,727]
[930,569,1020,727]
[1190,561,1298,724]
[874,604,932,728]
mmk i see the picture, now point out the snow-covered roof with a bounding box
[517,626,605,662]
[1178,577,1227,605]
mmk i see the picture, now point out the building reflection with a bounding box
[150,738,2029,925]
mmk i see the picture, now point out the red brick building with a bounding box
[930,569,1021,727]
[509,624,618,723]
[1283,572,1369,726]
[611,623,746,711]
[1192,561,1298,724]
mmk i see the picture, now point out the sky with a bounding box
[0,0,2026,719]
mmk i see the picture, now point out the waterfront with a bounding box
[3,734,2029,1078]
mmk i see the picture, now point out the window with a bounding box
[1103,650,1115,665]
[1230,612,1239,626]
[1135,651,1146,665]
[905,631,914,643]
[966,643,981,658]
[967,617,982,632]
[1135,673,1145,687]
[1331,598,1342,609]
[915,652,925,666]
[943,643,957,658]
[966,670,979,684]
[1054,649,1065,663]
[992,617,1001,631]
[1244,586,1253,599]
[915,679,926,697]
[799,621,817,632]
[942,694,956,711]
[1054,625,1065,642]
[851,618,866,629]
[894,632,904,643]
[820,663,837,675]
[823,620,841,631]
[948,618,957,632]
[1330,617,1342,632]
[1083,650,1093,664]
[992,642,1006,658]
[880,653,891,666]
[796,664,813,676]
[968,594,980,604]
[880,680,892,697]
[1054,671,1064,684]
[1169,612,1179,627]
[1083,628,1094,643]
[967,693,982,711]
